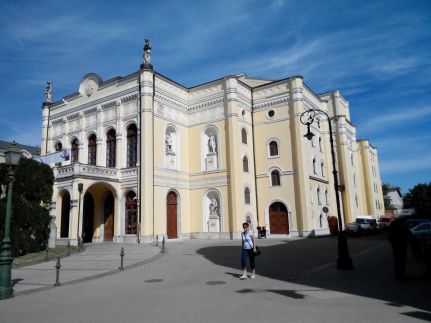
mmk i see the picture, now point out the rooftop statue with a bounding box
[45,81,52,103]
[143,39,152,64]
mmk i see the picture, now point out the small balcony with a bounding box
[54,163,137,181]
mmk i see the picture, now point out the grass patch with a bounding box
[13,246,78,267]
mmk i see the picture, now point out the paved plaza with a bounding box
[0,234,430,323]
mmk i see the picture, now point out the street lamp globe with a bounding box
[5,141,21,166]
[303,127,315,141]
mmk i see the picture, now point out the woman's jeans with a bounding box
[241,248,255,270]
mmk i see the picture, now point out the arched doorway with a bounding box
[167,191,178,239]
[60,191,71,238]
[83,193,94,243]
[269,202,289,234]
[104,192,114,241]
[125,191,137,234]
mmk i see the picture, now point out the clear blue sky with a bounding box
[1,0,430,194]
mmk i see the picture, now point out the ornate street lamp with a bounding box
[300,109,353,269]
[0,141,22,299]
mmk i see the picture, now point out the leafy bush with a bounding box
[0,158,53,257]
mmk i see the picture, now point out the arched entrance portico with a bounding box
[167,191,178,239]
[269,202,289,234]
[82,182,117,242]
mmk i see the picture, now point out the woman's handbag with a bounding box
[254,246,261,256]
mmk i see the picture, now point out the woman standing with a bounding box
[240,222,256,279]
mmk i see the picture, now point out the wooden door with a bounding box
[167,191,177,239]
[269,202,289,234]
[104,193,114,241]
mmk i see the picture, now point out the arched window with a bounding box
[271,170,281,186]
[243,156,249,172]
[106,129,116,168]
[54,142,63,166]
[125,191,137,234]
[325,189,328,205]
[55,142,62,151]
[269,141,278,156]
[321,161,324,177]
[355,195,359,207]
[351,153,354,166]
[312,158,317,174]
[244,187,251,204]
[317,187,321,204]
[241,128,247,144]
[353,173,356,186]
[319,137,322,152]
[127,124,137,167]
[88,134,97,165]
[71,139,79,163]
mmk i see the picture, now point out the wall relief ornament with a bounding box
[85,80,95,97]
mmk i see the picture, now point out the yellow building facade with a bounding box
[40,61,384,246]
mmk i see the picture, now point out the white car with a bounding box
[410,222,431,238]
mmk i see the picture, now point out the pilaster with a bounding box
[224,77,242,232]
[139,67,154,237]
[288,77,312,234]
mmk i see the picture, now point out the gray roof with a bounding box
[0,140,40,156]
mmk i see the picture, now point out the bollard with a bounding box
[156,234,159,247]
[45,248,49,261]
[119,247,125,270]
[67,240,71,256]
[162,236,165,253]
[54,257,61,286]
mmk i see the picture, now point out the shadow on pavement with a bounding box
[196,233,431,315]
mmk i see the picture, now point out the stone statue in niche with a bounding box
[45,81,52,103]
[209,196,218,218]
[165,133,175,153]
[208,135,216,154]
[143,39,152,64]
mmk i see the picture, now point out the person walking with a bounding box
[240,222,256,279]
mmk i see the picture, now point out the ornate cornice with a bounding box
[52,118,65,125]
[121,93,138,104]
[66,112,81,121]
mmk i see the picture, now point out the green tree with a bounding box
[0,158,54,256]
[382,183,396,210]
[403,183,431,215]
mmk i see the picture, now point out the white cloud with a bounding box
[380,153,431,175]
[358,106,431,134]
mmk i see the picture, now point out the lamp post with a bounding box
[300,109,353,269]
[0,141,22,299]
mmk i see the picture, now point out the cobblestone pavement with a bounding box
[11,242,162,295]
[0,234,430,323]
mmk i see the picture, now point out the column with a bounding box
[40,102,51,155]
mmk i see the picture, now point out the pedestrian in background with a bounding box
[240,222,256,279]
[388,218,411,280]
